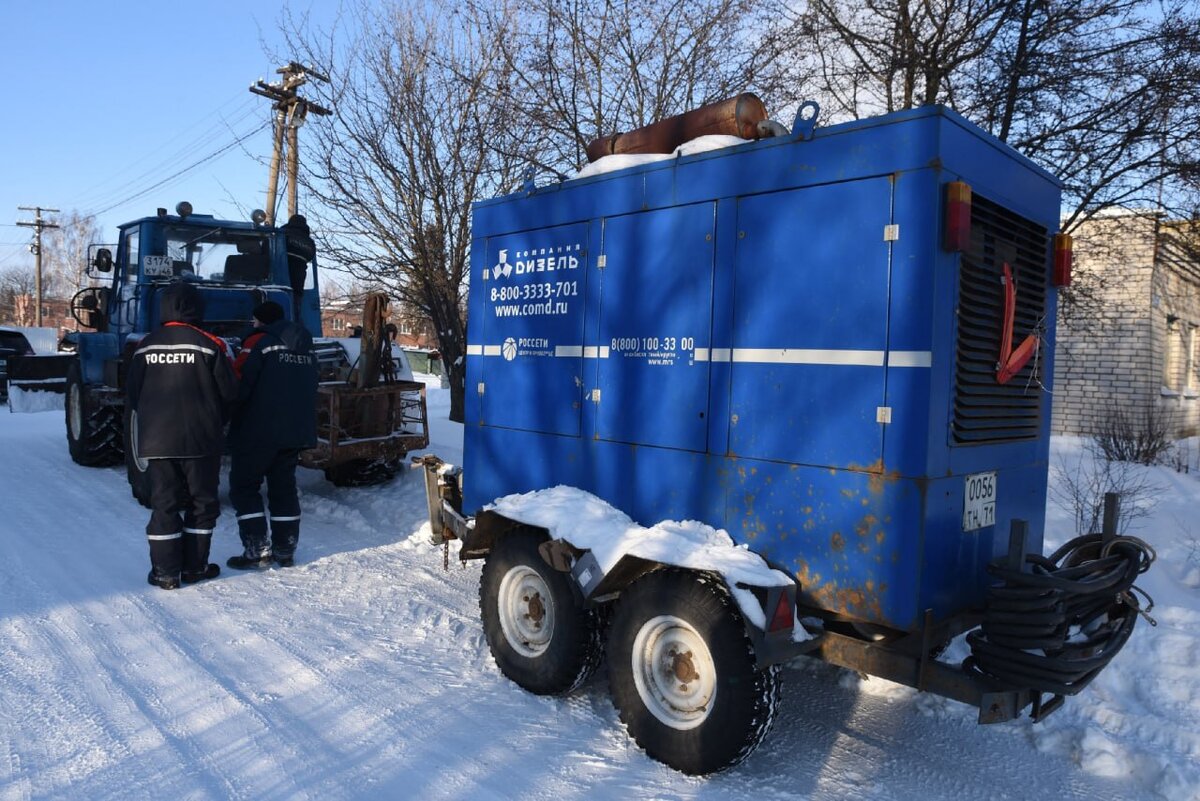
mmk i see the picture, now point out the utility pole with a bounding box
[16,206,60,327]
[249,62,331,225]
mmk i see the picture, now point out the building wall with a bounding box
[1052,213,1200,438]
[1152,222,1200,437]
[1051,214,1158,435]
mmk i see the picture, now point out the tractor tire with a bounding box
[323,456,402,487]
[480,529,604,695]
[607,569,781,775]
[124,408,152,508]
[65,361,123,467]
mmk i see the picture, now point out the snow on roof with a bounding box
[488,485,805,636]
[572,134,753,180]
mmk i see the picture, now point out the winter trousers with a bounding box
[146,455,221,580]
[229,447,303,559]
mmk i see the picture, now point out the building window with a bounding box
[1165,317,1180,391]
[1188,324,1198,393]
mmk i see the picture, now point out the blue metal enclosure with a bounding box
[463,105,1062,633]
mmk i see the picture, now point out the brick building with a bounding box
[319,299,438,349]
[0,295,79,337]
[1052,212,1200,438]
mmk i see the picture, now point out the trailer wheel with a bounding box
[480,530,603,695]
[65,361,123,467]
[123,408,151,508]
[323,457,402,487]
[608,569,781,775]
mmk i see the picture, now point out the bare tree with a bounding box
[476,0,783,177]
[278,1,525,422]
[778,0,1200,227]
[0,265,39,326]
[43,210,104,298]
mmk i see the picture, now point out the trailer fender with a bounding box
[470,507,813,666]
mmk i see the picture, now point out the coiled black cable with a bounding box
[965,533,1156,697]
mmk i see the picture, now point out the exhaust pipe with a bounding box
[586,93,770,163]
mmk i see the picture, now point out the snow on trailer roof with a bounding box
[572,134,752,180]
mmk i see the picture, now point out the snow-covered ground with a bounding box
[2,389,1197,801]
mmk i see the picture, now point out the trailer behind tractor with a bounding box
[421,100,1155,774]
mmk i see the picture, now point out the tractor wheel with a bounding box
[607,569,781,775]
[480,529,604,695]
[124,408,152,508]
[65,361,123,467]
[323,456,402,487]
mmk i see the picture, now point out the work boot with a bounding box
[272,553,295,568]
[226,553,273,570]
[147,570,180,591]
[181,563,221,584]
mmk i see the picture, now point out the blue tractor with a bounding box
[53,203,427,497]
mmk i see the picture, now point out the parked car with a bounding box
[0,328,36,402]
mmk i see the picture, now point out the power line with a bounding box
[71,92,259,207]
[75,102,263,211]
[92,122,271,217]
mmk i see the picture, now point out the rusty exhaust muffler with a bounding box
[585,93,770,163]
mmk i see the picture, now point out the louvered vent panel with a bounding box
[953,195,1049,444]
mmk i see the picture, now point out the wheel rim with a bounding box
[68,383,82,441]
[497,565,554,658]
[631,615,717,731]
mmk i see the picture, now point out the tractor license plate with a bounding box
[963,471,996,531]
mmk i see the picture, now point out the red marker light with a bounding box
[1053,233,1073,287]
[944,181,972,252]
[768,592,793,633]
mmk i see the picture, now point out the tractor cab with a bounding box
[75,203,323,342]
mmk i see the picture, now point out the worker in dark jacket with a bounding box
[226,301,319,569]
[126,282,237,589]
[281,214,315,319]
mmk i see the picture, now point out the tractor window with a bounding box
[159,226,273,285]
[123,229,140,284]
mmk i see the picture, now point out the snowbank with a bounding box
[6,385,64,413]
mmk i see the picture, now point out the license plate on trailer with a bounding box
[963,471,996,531]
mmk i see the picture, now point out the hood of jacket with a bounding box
[159,282,205,325]
[264,319,313,353]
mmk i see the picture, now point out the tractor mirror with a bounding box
[93,248,113,273]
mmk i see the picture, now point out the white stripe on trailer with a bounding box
[886,351,933,368]
[466,344,483,356]
[732,348,885,366]
[483,345,501,357]
[555,345,583,358]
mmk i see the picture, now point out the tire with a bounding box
[65,360,123,467]
[124,407,152,508]
[608,570,781,775]
[479,529,604,695]
[323,456,402,487]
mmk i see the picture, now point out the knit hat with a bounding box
[253,301,285,325]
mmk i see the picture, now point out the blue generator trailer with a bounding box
[423,102,1152,774]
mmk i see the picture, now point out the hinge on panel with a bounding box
[597,254,607,268]
[477,382,486,395]
[876,406,892,424]
[591,389,601,403]
[884,224,900,242]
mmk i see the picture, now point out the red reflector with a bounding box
[768,592,793,633]
[944,181,972,252]
[1053,233,1073,287]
